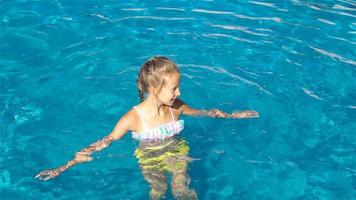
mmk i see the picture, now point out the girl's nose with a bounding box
[176,88,181,96]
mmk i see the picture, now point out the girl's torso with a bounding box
[131,105,184,141]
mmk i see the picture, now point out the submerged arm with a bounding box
[200,109,259,118]
[177,99,259,118]
[35,135,115,181]
[36,111,133,181]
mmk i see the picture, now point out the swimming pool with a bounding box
[1,0,355,199]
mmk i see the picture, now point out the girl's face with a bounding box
[155,72,181,106]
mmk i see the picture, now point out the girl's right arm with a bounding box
[35,110,135,181]
[176,99,259,118]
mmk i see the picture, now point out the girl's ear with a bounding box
[148,86,156,95]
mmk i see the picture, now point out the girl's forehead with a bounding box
[165,73,180,85]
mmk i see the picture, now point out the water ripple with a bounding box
[286,59,303,67]
[281,45,304,56]
[121,8,147,11]
[90,13,110,20]
[333,4,356,11]
[327,9,356,18]
[292,0,356,18]
[234,14,282,23]
[203,33,263,44]
[302,88,323,100]
[337,0,356,6]
[235,66,261,78]
[308,46,356,66]
[249,1,289,12]
[181,64,273,95]
[117,16,195,21]
[192,7,284,25]
[191,9,234,15]
[207,23,271,36]
[249,1,276,8]
[317,18,336,25]
[155,7,185,12]
[328,36,356,45]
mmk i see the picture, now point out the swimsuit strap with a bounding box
[169,107,175,121]
[134,106,175,130]
[133,106,148,130]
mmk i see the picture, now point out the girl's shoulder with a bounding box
[107,107,140,138]
[118,106,141,132]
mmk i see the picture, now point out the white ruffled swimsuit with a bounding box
[132,106,184,141]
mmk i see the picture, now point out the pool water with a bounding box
[1,0,355,199]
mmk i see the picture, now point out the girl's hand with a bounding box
[35,168,62,181]
[231,110,259,118]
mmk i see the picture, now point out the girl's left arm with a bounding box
[176,99,259,118]
[35,110,135,181]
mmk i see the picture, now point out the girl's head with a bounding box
[137,56,181,105]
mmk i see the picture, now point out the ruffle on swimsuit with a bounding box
[132,106,184,141]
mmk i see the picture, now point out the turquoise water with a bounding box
[1,0,355,199]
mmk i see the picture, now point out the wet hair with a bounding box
[137,56,180,103]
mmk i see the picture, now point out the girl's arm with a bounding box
[177,99,259,118]
[35,110,135,181]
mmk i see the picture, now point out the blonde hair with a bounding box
[137,56,180,102]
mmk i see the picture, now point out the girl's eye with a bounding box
[171,86,179,92]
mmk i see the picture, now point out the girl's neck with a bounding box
[143,95,166,117]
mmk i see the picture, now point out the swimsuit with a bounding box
[132,106,195,198]
[135,138,190,171]
[132,106,184,141]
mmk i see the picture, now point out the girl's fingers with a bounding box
[36,173,49,181]
[35,170,48,179]
[35,172,41,178]
[40,175,50,181]
[35,169,59,181]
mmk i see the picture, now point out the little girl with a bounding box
[36,56,259,199]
